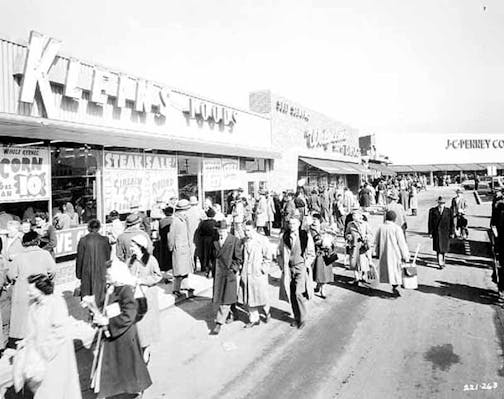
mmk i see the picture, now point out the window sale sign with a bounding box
[0,146,50,202]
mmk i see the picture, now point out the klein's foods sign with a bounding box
[0,146,50,202]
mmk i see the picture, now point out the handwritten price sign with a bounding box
[463,382,498,392]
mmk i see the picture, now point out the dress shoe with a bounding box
[210,324,221,335]
[392,287,401,297]
[297,322,306,330]
[244,321,260,329]
[225,315,235,324]
[319,294,327,299]
[263,313,271,324]
[290,321,298,328]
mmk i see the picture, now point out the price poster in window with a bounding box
[0,146,51,202]
[203,158,223,191]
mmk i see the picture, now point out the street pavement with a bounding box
[131,186,504,399]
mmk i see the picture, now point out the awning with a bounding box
[478,163,504,170]
[0,113,281,159]
[455,163,486,171]
[389,165,417,173]
[300,157,367,175]
[369,162,396,176]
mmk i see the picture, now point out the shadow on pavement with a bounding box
[407,230,430,238]
[416,251,493,270]
[332,274,396,299]
[174,296,215,331]
[449,239,493,259]
[416,281,500,306]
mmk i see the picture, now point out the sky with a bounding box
[1,0,503,142]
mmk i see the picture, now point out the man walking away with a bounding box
[76,219,111,308]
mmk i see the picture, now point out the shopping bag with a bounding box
[402,245,420,289]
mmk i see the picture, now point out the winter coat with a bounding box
[199,219,217,272]
[277,229,315,303]
[255,197,268,227]
[76,232,111,308]
[374,221,410,285]
[266,197,276,222]
[167,212,194,276]
[345,220,372,274]
[98,285,152,398]
[158,216,173,272]
[239,235,271,307]
[409,187,418,210]
[212,234,242,305]
[384,202,407,230]
[428,206,454,253]
[7,247,57,339]
[186,205,205,258]
[128,256,162,347]
[23,294,82,399]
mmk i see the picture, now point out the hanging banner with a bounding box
[221,158,240,190]
[203,158,222,191]
[103,151,178,213]
[0,146,51,202]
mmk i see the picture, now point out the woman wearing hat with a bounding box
[168,199,195,296]
[428,196,454,268]
[345,210,373,285]
[128,234,162,363]
[116,213,153,262]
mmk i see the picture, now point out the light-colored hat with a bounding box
[125,213,142,227]
[387,192,399,201]
[189,196,198,205]
[175,199,191,211]
[131,234,149,249]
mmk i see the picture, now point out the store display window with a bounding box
[178,155,200,200]
[51,144,100,227]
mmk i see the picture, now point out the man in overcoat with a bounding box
[168,199,195,296]
[76,219,111,308]
[211,220,243,335]
[240,220,272,328]
[277,217,315,329]
[428,196,454,268]
[451,189,467,238]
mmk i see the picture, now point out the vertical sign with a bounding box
[202,158,222,191]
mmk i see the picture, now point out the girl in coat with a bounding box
[345,210,373,285]
[17,274,81,399]
[128,234,162,363]
[309,214,337,299]
[91,259,151,398]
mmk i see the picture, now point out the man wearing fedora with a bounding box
[168,199,195,297]
[211,220,243,335]
[428,196,454,268]
[116,213,153,262]
[130,203,151,236]
[384,192,408,237]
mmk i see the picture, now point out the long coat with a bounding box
[255,197,268,227]
[277,229,315,303]
[128,256,162,347]
[198,219,217,272]
[384,202,407,229]
[345,220,372,274]
[212,234,242,305]
[7,246,56,339]
[186,205,205,258]
[428,206,454,253]
[24,294,81,399]
[76,232,111,308]
[374,221,410,285]
[158,216,173,271]
[167,212,194,276]
[98,285,152,398]
[239,235,271,307]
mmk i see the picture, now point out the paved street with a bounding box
[123,187,504,399]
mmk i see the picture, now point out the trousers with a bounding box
[289,269,307,324]
[248,304,270,323]
[173,274,190,291]
[216,303,238,325]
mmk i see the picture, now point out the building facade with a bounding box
[249,91,365,193]
[0,31,278,257]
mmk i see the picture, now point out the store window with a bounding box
[178,155,200,200]
[240,158,267,173]
[51,145,99,227]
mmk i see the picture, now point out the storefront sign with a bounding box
[221,158,240,190]
[275,100,310,122]
[103,151,178,213]
[0,146,50,202]
[304,128,361,158]
[203,158,223,191]
[445,138,504,150]
[54,226,88,257]
[183,97,237,126]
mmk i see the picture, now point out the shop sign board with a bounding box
[203,158,223,192]
[54,226,88,257]
[0,146,50,202]
[103,151,178,213]
[221,158,240,190]
[15,31,238,127]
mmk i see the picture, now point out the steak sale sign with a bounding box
[0,146,51,202]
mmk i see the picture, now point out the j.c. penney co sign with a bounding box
[14,31,238,126]
[445,138,504,150]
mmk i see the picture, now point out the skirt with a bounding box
[312,254,334,283]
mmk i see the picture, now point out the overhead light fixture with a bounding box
[50,140,64,143]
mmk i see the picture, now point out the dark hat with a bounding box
[215,220,228,230]
[206,208,216,218]
[437,196,446,204]
[126,213,142,227]
[455,188,463,194]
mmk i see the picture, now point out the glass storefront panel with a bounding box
[178,155,200,200]
[51,145,100,226]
